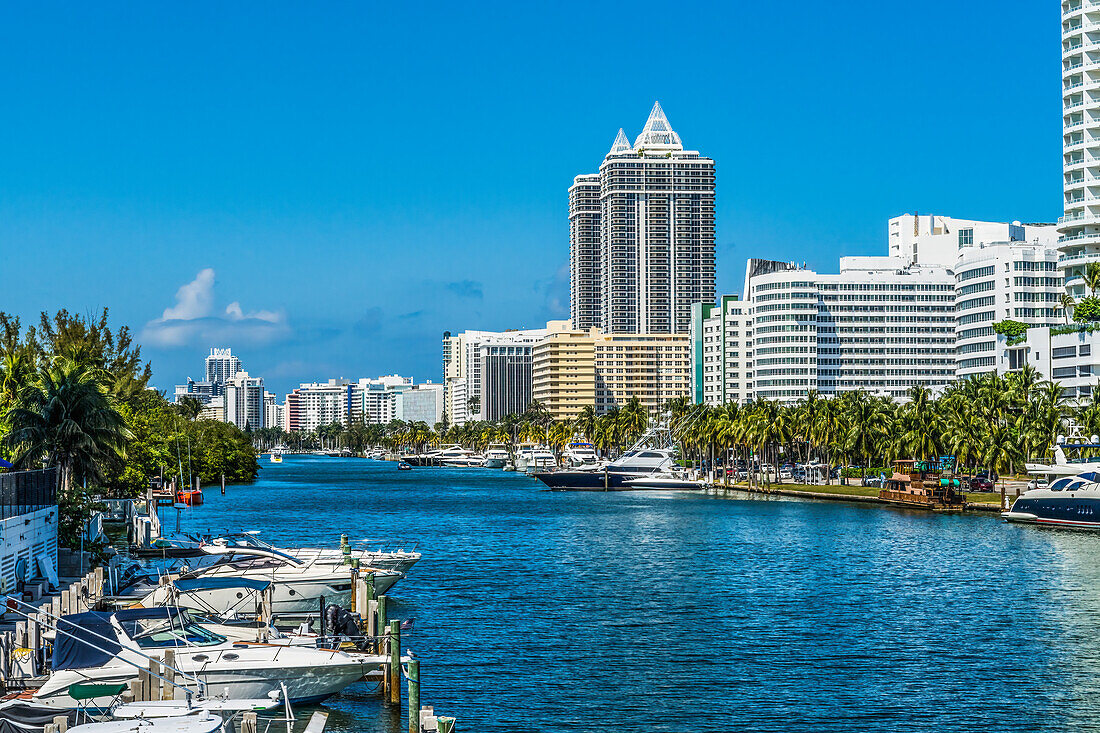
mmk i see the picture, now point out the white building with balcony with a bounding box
[1060,0,1100,296]
[889,213,1056,268]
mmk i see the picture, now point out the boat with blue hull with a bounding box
[1004,472,1100,529]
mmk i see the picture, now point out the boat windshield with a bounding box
[120,613,227,649]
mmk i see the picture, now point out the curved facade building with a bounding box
[954,242,1061,379]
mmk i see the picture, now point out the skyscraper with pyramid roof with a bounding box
[569,102,716,335]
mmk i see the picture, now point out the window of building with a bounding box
[959,228,974,246]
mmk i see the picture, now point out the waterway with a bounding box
[178,455,1100,731]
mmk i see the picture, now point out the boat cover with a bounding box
[0,701,77,733]
[174,577,269,592]
[52,612,122,671]
[53,609,185,670]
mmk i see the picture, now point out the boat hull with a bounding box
[34,652,374,709]
[1004,495,1100,528]
[536,470,664,491]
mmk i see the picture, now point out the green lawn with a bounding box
[726,481,1004,505]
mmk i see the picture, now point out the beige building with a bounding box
[533,326,690,419]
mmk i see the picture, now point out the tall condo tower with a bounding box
[569,103,716,334]
[1061,1,1100,295]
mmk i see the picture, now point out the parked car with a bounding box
[861,476,884,488]
[970,477,995,492]
[1026,478,1049,490]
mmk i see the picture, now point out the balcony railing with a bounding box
[0,468,57,521]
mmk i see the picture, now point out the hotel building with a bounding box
[532,326,690,420]
[569,102,715,335]
[225,371,265,430]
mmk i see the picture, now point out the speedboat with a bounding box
[536,427,679,490]
[33,608,380,709]
[1003,471,1100,529]
[483,444,510,469]
[1025,426,1100,477]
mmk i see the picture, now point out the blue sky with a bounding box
[0,1,1061,397]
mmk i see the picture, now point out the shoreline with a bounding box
[710,482,1005,514]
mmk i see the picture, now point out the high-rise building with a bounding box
[570,102,716,335]
[1060,2,1100,296]
[263,392,284,433]
[205,348,242,386]
[225,371,264,430]
[690,296,754,406]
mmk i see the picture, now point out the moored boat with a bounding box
[1003,472,1100,528]
[878,459,966,511]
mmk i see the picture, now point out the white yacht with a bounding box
[535,427,688,490]
[524,447,557,474]
[563,441,598,467]
[483,444,510,469]
[513,444,536,471]
[34,608,380,709]
[1025,430,1100,477]
[153,542,403,615]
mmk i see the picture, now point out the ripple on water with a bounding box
[178,458,1100,732]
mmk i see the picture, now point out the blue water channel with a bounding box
[174,455,1100,732]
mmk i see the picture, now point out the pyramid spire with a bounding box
[608,128,631,155]
[633,101,682,150]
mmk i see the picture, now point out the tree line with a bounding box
[0,310,259,549]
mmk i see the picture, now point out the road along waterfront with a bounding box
[181,455,1100,732]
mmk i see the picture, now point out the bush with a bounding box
[992,319,1030,346]
[1074,296,1100,323]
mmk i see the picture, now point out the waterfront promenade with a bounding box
[182,456,1100,731]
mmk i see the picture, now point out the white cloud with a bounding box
[163,268,215,320]
[142,269,290,348]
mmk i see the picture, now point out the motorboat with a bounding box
[269,449,283,464]
[397,461,412,471]
[483,444,510,469]
[33,608,380,709]
[220,532,421,574]
[1003,471,1100,529]
[536,427,679,490]
[563,442,598,467]
[144,542,403,615]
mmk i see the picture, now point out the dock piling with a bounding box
[377,595,388,654]
[407,659,420,733]
[388,620,401,705]
[241,712,258,733]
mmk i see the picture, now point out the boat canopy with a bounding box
[174,577,270,592]
[52,612,122,671]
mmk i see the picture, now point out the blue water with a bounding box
[176,455,1100,732]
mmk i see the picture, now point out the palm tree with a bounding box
[573,405,597,444]
[984,423,1023,510]
[175,395,204,421]
[1086,261,1100,297]
[5,358,130,496]
[1058,292,1076,324]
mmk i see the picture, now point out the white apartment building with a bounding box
[570,102,715,335]
[285,380,351,433]
[692,256,956,404]
[889,214,1056,267]
[955,242,1062,379]
[225,371,264,430]
[442,327,552,424]
[1060,1,1100,296]
[395,383,445,425]
[999,327,1099,400]
[690,296,753,405]
[263,392,284,434]
[205,348,242,386]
